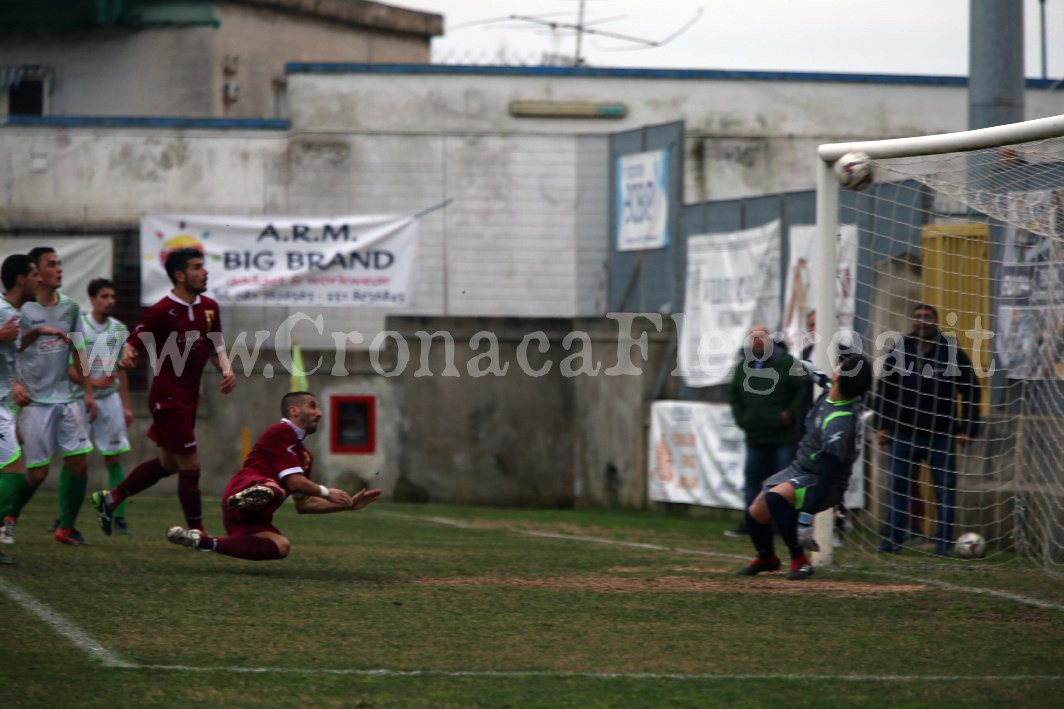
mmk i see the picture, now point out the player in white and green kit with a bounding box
[6,248,96,546]
[0,254,43,563]
[67,279,133,534]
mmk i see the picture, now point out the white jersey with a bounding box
[16,292,85,405]
[0,295,19,406]
[75,313,128,400]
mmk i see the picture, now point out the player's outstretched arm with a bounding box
[295,487,382,515]
[283,472,353,511]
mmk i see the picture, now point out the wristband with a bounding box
[318,484,330,499]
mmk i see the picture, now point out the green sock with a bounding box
[105,459,127,517]
[15,474,38,517]
[58,465,87,530]
[0,471,34,519]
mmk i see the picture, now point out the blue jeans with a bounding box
[884,431,956,553]
[744,443,799,511]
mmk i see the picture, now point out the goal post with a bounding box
[812,115,1064,572]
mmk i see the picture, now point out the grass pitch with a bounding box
[1,494,1061,707]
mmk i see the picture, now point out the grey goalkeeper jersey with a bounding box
[0,296,19,405]
[17,292,86,405]
[792,389,864,483]
[73,314,128,400]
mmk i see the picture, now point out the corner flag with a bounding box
[291,338,309,392]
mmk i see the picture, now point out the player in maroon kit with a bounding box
[91,248,236,535]
[166,391,381,560]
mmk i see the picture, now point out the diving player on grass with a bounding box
[736,351,872,580]
[166,391,381,560]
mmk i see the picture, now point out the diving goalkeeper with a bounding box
[736,351,873,580]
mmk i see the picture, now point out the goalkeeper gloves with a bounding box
[799,359,831,387]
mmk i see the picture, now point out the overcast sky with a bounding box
[401,0,1064,78]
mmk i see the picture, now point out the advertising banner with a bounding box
[616,149,670,251]
[141,214,417,307]
[678,220,781,387]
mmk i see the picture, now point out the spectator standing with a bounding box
[725,325,803,538]
[875,304,980,556]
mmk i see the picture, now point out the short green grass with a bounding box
[1,494,1061,707]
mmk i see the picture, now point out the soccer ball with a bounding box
[833,151,874,191]
[954,532,987,559]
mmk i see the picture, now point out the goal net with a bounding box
[813,116,1064,575]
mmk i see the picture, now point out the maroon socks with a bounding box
[202,534,283,560]
[177,468,203,531]
[111,458,170,504]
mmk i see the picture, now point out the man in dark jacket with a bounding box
[726,325,804,537]
[875,304,980,556]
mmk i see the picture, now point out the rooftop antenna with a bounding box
[476,0,703,67]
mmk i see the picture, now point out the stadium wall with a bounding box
[284,64,1064,202]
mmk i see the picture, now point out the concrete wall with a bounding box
[286,68,1064,202]
[385,315,675,507]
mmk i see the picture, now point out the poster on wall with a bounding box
[678,220,781,387]
[782,224,858,355]
[615,149,670,251]
[648,400,866,511]
[140,214,418,307]
[997,190,1064,379]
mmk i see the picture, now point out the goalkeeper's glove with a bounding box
[799,359,831,387]
[797,511,820,552]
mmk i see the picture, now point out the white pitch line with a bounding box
[134,664,1064,682]
[857,569,1064,612]
[377,511,1061,611]
[0,576,133,668]
[379,511,747,561]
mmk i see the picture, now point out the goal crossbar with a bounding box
[818,114,1064,163]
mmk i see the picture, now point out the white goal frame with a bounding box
[811,114,1064,566]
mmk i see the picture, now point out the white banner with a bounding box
[648,400,865,510]
[140,214,417,307]
[782,224,857,354]
[616,149,670,251]
[678,220,781,387]
[648,401,746,509]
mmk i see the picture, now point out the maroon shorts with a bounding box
[147,401,197,455]
[221,473,286,537]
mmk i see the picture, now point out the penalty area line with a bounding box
[376,511,748,561]
[0,576,134,668]
[135,664,1064,682]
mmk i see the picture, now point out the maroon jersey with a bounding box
[130,292,224,409]
[221,419,314,535]
[238,419,315,495]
